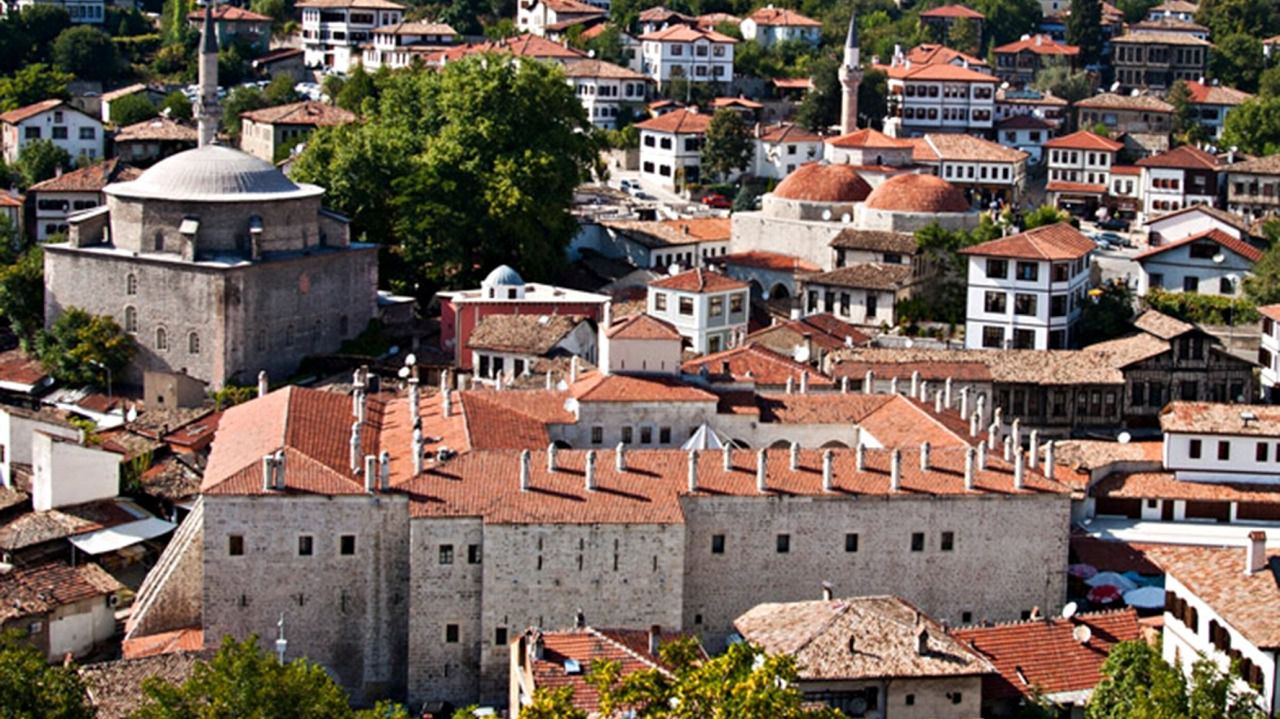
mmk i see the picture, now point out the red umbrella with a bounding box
[1088,584,1123,604]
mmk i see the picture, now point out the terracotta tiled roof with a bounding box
[637,24,736,43]
[746,6,820,26]
[714,250,817,274]
[771,77,813,90]
[649,267,747,293]
[747,315,871,354]
[1053,439,1163,473]
[0,193,21,207]
[864,173,970,213]
[682,344,834,387]
[1075,93,1174,112]
[466,314,587,354]
[638,5,693,22]
[139,455,203,502]
[960,223,1095,261]
[606,313,681,340]
[997,88,1067,106]
[527,626,687,713]
[1113,30,1210,45]
[905,138,940,164]
[757,122,820,143]
[634,108,712,134]
[114,116,197,143]
[1226,154,1280,175]
[826,127,913,149]
[901,43,988,68]
[993,34,1079,55]
[81,650,206,719]
[240,100,357,127]
[0,98,65,125]
[1135,144,1221,170]
[543,0,604,13]
[164,411,222,451]
[951,609,1141,700]
[1147,544,1280,648]
[1182,82,1251,106]
[1046,181,1107,194]
[187,5,271,20]
[1132,309,1193,339]
[1094,470,1280,505]
[804,263,913,291]
[0,500,142,551]
[394,446,1069,523]
[1111,165,1141,175]
[1160,401,1280,435]
[924,133,1029,163]
[885,62,999,83]
[737,595,993,681]
[712,96,763,110]
[457,389,573,450]
[0,348,49,389]
[570,371,719,403]
[697,11,740,27]
[435,34,587,62]
[1150,0,1198,12]
[28,158,140,193]
[373,20,457,34]
[1134,228,1262,263]
[562,59,647,80]
[120,626,205,659]
[1043,130,1123,151]
[920,4,985,18]
[773,163,872,203]
[101,84,149,102]
[1145,203,1250,232]
[830,229,917,254]
[602,217,729,248]
[1260,304,1280,322]
[0,560,122,622]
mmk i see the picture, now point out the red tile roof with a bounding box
[458,389,573,450]
[1135,143,1222,170]
[605,313,681,340]
[951,609,1142,700]
[0,348,49,390]
[0,560,122,622]
[634,108,712,134]
[122,626,205,659]
[526,627,687,712]
[187,5,271,20]
[570,371,719,403]
[901,43,988,68]
[746,6,820,26]
[826,127,913,149]
[1094,470,1280,505]
[1182,80,1252,106]
[886,63,999,83]
[959,222,1095,261]
[993,34,1079,55]
[864,173,970,213]
[682,344,834,387]
[920,4,985,18]
[1133,228,1262,263]
[1043,130,1124,152]
[28,158,140,193]
[715,250,820,273]
[757,122,820,143]
[773,163,873,203]
[746,315,871,354]
[637,24,737,43]
[1260,304,1280,322]
[0,99,66,125]
[1147,544,1280,649]
[1046,181,1107,194]
[649,267,747,293]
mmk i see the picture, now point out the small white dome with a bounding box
[482,265,525,287]
[106,144,323,202]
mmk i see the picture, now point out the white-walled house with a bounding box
[0,560,122,662]
[26,158,140,242]
[800,264,912,327]
[1262,306,1280,402]
[1135,144,1223,220]
[516,0,604,38]
[961,223,1095,350]
[1135,228,1261,297]
[753,123,822,179]
[1043,130,1124,213]
[299,0,405,73]
[914,133,1029,204]
[598,313,683,376]
[635,108,710,189]
[31,430,120,512]
[562,60,650,130]
[880,61,998,138]
[1144,204,1251,247]
[0,406,80,489]
[360,21,457,69]
[646,268,749,354]
[1182,81,1252,141]
[0,100,103,167]
[739,6,820,48]
[995,115,1051,164]
[467,314,597,381]
[638,25,735,88]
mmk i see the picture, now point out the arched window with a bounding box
[188,332,200,354]
[124,306,137,333]
[156,327,168,351]
[126,274,138,295]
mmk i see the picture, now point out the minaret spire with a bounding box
[838,7,863,136]
[197,1,221,147]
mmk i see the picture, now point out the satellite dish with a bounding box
[841,213,852,223]
[1212,253,1226,264]
[822,209,833,221]
[1073,625,1092,644]
[1118,431,1131,444]
[1062,601,1078,620]
[397,366,411,379]
[668,264,680,276]
[404,353,417,366]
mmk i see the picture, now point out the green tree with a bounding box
[1022,205,1070,229]
[582,24,627,66]
[264,73,300,106]
[1077,280,1136,346]
[1221,95,1280,156]
[456,687,586,719]
[292,55,598,295]
[218,41,250,87]
[335,64,378,113]
[948,16,981,55]
[221,86,268,142]
[161,0,193,45]
[12,4,73,67]
[795,54,840,132]
[973,0,1042,48]
[700,107,753,182]
[1259,66,1280,98]
[0,630,96,719]
[52,25,119,83]
[36,307,134,386]
[1166,80,1208,144]
[16,139,71,188]
[1210,32,1264,93]
[0,63,73,112]
[1116,0,1159,21]
[1033,65,1093,105]
[0,246,44,346]
[1244,221,1280,305]
[111,92,159,127]
[162,90,193,120]
[251,0,294,35]
[1067,0,1104,64]
[1195,0,1280,40]
[1087,640,1266,719]
[483,18,519,39]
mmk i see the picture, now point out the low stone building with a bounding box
[1,560,123,661]
[112,116,197,167]
[238,101,357,163]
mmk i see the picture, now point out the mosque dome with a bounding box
[482,265,525,287]
[772,163,872,203]
[863,173,970,214]
[105,144,323,202]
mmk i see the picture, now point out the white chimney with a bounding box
[975,394,986,424]
[364,454,377,493]
[944,378,953,409]
[822,449,834,492]
[889,376,899,395]
[977,441,987,470]
[1028,430,1040,469]
[800,371,809,394]
[258,371,269,398]
[918,380,929,402]
[864,370,874,393]
[274,450,285,490]
[1014,450,1025,489]
[910,371,920,397]
[379,451,391,490]
[969,413,979,438]
[920,442,930,471]
[1003,436,1012,461]
[890,449,901,490]
[785,376,795,394]
[519,449,531,491]
[988,423,1000,451]
[722,444,732,471]
[262,454,274,492]
[959,386,970,420]
[993,407,1003,430]
[616,443,627,472]
[350,421,362,472]
[570,355,580,384]
[408,378,420,420]
[1011,418,1021,448]
[934,391,943,413]
[547,443,558,472]
[1044,440,1055,481]
[441,387,452,417]
[841,377,850,394]
[821,581,833,601]
[789,441,800,471]
[1246,531,1268,574]
[545,371,553,390]
[856,443,866,471]
[964,447,975,489]
[412,428,423,476]
[494,373,505,391]
[585,450,597,491]
[687,450,698,492]
[756,449,768,493]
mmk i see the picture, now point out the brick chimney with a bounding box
[1246,531,1268,575]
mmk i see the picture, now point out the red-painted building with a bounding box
[437,265,611,369]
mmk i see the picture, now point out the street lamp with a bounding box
[87,359,111,400]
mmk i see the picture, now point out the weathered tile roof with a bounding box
[0,560,122,622]
[466,313,587,354]
[1112,30,1210,45]
[959,223,1095,261]
[746,315,871,354]
[736,595,994,681]
[682,344,836,387]
[803,263,914,291]
[1135,144,1222,170]
[1134,228,1262,263]
[1132,309,1193,339]
[924,132,1029,163]
[1145,203,1250,232]
[1148,544,1280,648]
[993,34,1079,55]
[239,101,356,127]
[1094,470,1280,504]
[0,98,65,125]
[605,313,681,340]
[829,230,916,254]
[1160,401,1280,435]
[951,609,1141,700]
[757,122,821,143]
[114,116,197,143]
[1226,154,1280,175]
[716,250,820,272]
[81,651,206,719]
[570,371,719,403]
[0,348,49,389]
[1183,80,1251,106]
[1075,93,1174,112]
[649,267,747,293]
[920,4,984,18]
[562,58,647,80]
[0,500,142,551]
[602,217,729,248]
[186,4,270,20]
[28,158,141,193]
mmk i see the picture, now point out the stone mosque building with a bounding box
[43,6,377,390]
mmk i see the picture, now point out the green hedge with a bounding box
[1143,288,1259,325]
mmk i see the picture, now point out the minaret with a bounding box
[196,1,220,147]
[838,9,863,136]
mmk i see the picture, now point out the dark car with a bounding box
[701,193,732,209]
[1098,217,1130,232]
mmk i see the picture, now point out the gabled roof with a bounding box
[602,217,729,247]
[1148,544,1280,649]
[747,315,871,355]
[561,58,648,80]
[1146,203,1250,233]
[1075,93,1174,112]
[0,99,71,125]
[466,313,588,354]
[736,595,993,681]
[1133,228,1262,263]
[681,343,835,387]
[570,372,719,403]
[951,609,1142,701]
[745,6,820,26]
[804,263,914,291]
[637,24,737,43]
[239,100,357,127]
[885,63,999,83]
[0,560,123,622]
[1112,30,1210,45]
[924,133,1028,163]
[187,5,271,21]
[920,4,984,18]
[993,34,1079,55]
[634,108,712,134]
[1135,143,1221,170]
[114,116,197,143]
[757,122,821,143]
[959,223,1094,261]
[826,127,913,149]
[1043,130,1124,152]
[542,0,605,14]
[1260,304,1280,323]
[526,626,690,713]
[830,229,918,254]
[605,313,681,340]
[903,43,988,68]
[715,250,820,273]
[1132,309,1193,339]
[28,158,141,193]
[649,267,747,293]
[1226,154,1280,175]
[372,20,457,35]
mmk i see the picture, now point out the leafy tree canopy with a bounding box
[1067,0,1104,63]
[111,92,159,127]
[701,107,753,182]
[163,90,193,120]
[0,63,73,113]
[0,245,46,346]
[1209,32,1263,94]
[36,307,134,386]
[1086,640,1265,719]
[1221,96,1280,156]
[1195,0,1280,39]
[1033,65,1094,106]
[16,139,72,188]
[1022,205,1070,229]
[0,630,96,719]
[53,25,119,83]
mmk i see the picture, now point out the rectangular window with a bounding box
[1218,441,1230,461]
[1016,262,1039,282]
[340,535,356,555]
[495,627,508,646]
[52,126,67,140]
[1189,439,1202,459]
[941,531,955,551]
[298,535,314,556]
[711,534,725,554]
[445,624,459,643]
[984,291,1006,313]
[678,297,693,315]
[659,427,671,444]
[845,533,859,552]
[986,259,1008,278]
[910,532,925,552]
[982,326,1004,349]
[640,426,653,444]
[467,544,482,564]
[79,127,95,140]
[709,296,724,317]
[776,534,790,553]
[1258,442,1269,462]
[591,426,603,444]
[1014,293,1037,316]
[622,426,633,444]
[229,535,244,556]
[439,544,454,564]
[730,293,744,313]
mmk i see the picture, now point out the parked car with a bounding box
[1097,217,1130,232]
[635,192,658,201]
[620,179,633,192]
[701,193,731,209]
[1091,232,1123,249]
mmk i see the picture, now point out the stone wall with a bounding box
[106,194,324,256]
[730,211,844,271]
